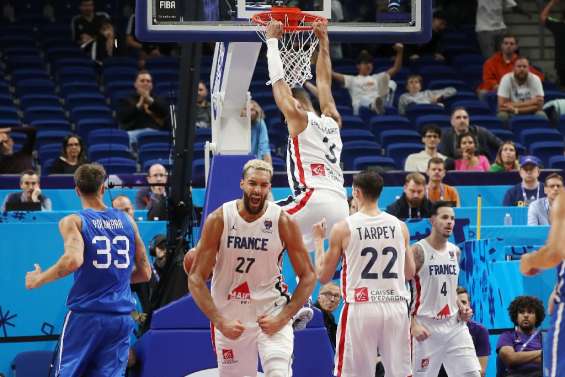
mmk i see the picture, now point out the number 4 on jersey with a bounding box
[440,281,447,296]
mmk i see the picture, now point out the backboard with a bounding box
[136,0,431,43]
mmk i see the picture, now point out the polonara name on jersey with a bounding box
[91,218,124,230]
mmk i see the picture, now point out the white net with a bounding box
[254,13,320,88]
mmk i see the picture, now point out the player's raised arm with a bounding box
[128,218,151,284]
[313,21,341,127]
[521,192,565,275]
[25,215,84,289]
[265,20,308,137]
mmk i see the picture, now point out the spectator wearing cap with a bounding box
[398,75,456,115]
[0,126,37,174]
[135,163,168,221]
[528,173,564,225]
[332,45,404,115]
[386,172,433,220]
[478,34,544,98]
[404,125,447,173]
[497,57,546,122]
[503,156,545,207]
[2,170,52,211]
[439,107,502,161]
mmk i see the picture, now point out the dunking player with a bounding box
[314,169,415,377]
[25,163,151,376]
[265,20,349,253]
[411,201,481,377]
[520,190,565,377]
[188,159,316,377]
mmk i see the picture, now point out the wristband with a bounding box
[266,38,284,84]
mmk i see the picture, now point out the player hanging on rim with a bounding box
[25,163,152,376]
[265,19,349,254]
[188,159,316,377]
[410,201,481,377]
[313,168,415,377]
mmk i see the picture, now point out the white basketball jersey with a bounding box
[412,239,460,320]
[211,200,287,324]
[286,112,346,198]
[341,211,410,304]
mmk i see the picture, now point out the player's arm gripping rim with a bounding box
[25,215,85,289]
[258,212,316,335]
[313,218,348,284]
[187,207,247,339]
[265,20,307,138]
[312,21,342,128]
[520,192,565,276]
[128,216,152,284]
[409,243,431,342]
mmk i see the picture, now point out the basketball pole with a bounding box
[476,194,482,240]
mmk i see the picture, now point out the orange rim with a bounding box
[251,7,326,32]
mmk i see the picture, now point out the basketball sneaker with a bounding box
[292,307,314,331]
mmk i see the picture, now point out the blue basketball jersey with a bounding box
[556,262,565,304]
[67,208,136,314]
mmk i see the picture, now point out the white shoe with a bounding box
[292,307,314,331]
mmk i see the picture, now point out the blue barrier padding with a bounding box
[200,155,254,230]
[469,226,549,245]
[0,221,165,374]
[455,206,528,226]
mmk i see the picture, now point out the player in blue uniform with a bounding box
[25,163,152,377]
[521,191,565,377]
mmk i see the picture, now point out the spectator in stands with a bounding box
[426,157,460,206]
[397,75,456,115]
[136,163,168,220]
[496,295,544,377]
[249,100,272,164]
[71,0,110,47]
[2,170,52,211]
[117,70,170,147]
[112,194,135,218]
[478,34,544,98]
[314,282,341,350]
[195,81,211,129]
[489,141,520,172]
[93,20,117,63]
[404,124,446,172]
[405,11,447,62]
[457,287,491,377]
[439,107,502,161]
[455,133,491,172]
[0,126,36,174]
[528,173,564,225]
[497,57,546,122]
[386,172,433,220]
[540,0,565,89]
[475,0,528,58]
[50,134,88,175]
[332,45,404,115]
[125,15,172,67]
[503,156,545,207]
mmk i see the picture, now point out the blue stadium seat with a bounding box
[405,103,447,122]
[38,144,62,164]
[65,93,107,109]
[543,90,565,102]
[195,128,211,144]
[103,67,138,84]
[145,56,180,71]
[519,128,562,147]
[336,105,354,116]
[138,144,172,166]
[57,66,98,83]
[353,155,396,171]
[529,141,565,167]
[102,57,140,69]
[105,80,135,95]
[76,118,117,140]
[340,128,375,143]
[0,106,19,122]
[11,69,49,83]
[5,56,45,71]
[192,158,206,185]
[88,144,132,161]
[24,106,67,123]
[0,93,13,107]
[150,69,179,84]
[31,119,72,132]
[15,79,56,96]
[20,94,61,110]
[341,115,367,129]
[414,114,451,132]
[451,53,485,67]
[416,65,458,82]
[43,158,56,175]
[428,80,471,92]
[36,130,69,149]
[549,155,565,169]
[271,156,286,171]
[137,131,171,148]
[45,46,84,62]
[490,128,514,142]
[450,100,492,116]
[341,140,382,170]
[89,129,130,148]
[97,157,137,174]
[386,142,423,169]
[380,129,421,146]
[509,115,551,134]
[11,350,55,377]
[368,115,413,140]
[472,115,504,130]
[60,82,100,97]
[70,106,113,123]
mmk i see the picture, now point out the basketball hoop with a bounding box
[252,7,326,88]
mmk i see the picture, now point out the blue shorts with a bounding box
[56,311,134,377]
[544,302,565,377]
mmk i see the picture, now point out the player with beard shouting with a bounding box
[188,159,316,377]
